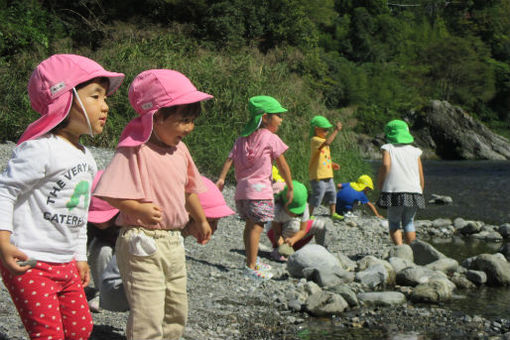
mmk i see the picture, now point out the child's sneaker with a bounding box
[331,212,344,221]
[244,266,273,280]
[255,257,272,271]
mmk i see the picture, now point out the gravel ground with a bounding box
[1,142,509,340]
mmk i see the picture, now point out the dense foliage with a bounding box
[1,0,509,186]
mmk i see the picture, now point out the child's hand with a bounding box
[284,188,294,206]
[0,241,31,275]
[194,220,212,245]
[332,162,340,171]
[284,237,297,247]
[335,122,343,131]
[132,202,163,226]
[75,261,90,287]
[215,179,225,191]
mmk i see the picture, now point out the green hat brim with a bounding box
[241,113,263,137]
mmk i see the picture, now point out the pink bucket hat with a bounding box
[18,54,125,145]
[198,176,235,219]
[88,170,120,223]
[117,69,213,148]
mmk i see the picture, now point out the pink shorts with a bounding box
[235,199,274,223]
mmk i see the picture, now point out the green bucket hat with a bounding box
[310,115,333,138]
[241,95,287,137]
[384,119,414,144]
[280,180,308,215]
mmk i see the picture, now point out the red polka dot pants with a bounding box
[0,260,93,340]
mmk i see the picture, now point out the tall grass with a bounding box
[0,23,373,186]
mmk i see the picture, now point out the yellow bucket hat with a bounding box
[350,175,374,192]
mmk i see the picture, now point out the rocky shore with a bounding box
[1,143,510,339]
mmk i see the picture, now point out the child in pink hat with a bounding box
[96,176,234,313]
[93,69,213,340]
[0,54,124,340]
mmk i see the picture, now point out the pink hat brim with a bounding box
[88,208,119,224]
[17,93,72,145]
[18,68,124,145]
[203,205,235,219]
[118,90,213,148]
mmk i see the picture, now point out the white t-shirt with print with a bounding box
[0,134,97,262]
[272,201,310,239]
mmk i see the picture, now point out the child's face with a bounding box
[263,113,283,133]
[66,79,109,137]
[153,108,197,147]
[315,127,329,139]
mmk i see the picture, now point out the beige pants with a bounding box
[116,227,187,340]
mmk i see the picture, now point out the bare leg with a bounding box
[244,220,264,269]
[390,229,403,245]
[329,204,336,216]
[404,231,416,244]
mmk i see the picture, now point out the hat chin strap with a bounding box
[72,87,94,137]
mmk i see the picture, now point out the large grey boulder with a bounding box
[425,258,459,274]
[410,278,456,303]
[382,244,414,262]
[287,245,342,278]
[305,291,349,316]
[410,240,447,265]
[358,292,406,307]
[396,266,447,287]
[412,100,510,160]
[465,253,510,286]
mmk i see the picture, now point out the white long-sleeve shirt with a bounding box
[0,134,97,262]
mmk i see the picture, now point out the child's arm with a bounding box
[318,122,343,150]
[366,202,383,218]
[185,192,211,245]
[376,150,391,190]
[216,158,233,192]
[101,197,162,226]
[0,230,31,275]
[284,221,308,246]
[275,155,293,204]
[418,156,425,191]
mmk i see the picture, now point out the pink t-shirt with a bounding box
[94,142,205,230]
[229,128,288,200]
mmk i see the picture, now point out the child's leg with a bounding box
[387,206,404,245]
[87,237,114,290]
[0,261,92,340]
[116,227,187,340]
[244,220,264,269]
[309,180,325,216]
[401,207,418,244]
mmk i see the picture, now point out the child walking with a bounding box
[0,54,124,339]
[216,95,293,280]
[376,119,425,245]
[93,69,213,340]
[308,115,344,220]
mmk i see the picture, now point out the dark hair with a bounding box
[50,77,110,133]
[156,102,202,121]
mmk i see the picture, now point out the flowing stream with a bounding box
[301,160,510,339]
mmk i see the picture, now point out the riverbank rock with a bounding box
[354,100,510,160]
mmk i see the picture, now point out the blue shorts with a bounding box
[309,178,337,207]
[387,206,417,232]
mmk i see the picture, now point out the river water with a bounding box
[302,160,510,339]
